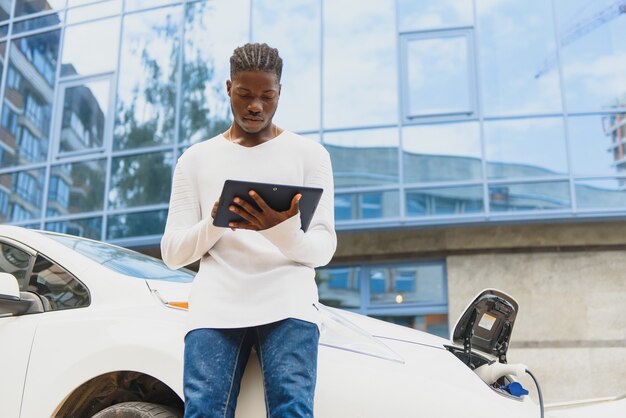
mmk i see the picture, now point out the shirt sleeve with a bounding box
[260,147,337,267]
[160,160,225,269]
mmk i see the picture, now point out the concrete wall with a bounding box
[448,251,626,403]
[333,219,626,403]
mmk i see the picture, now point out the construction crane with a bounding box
[534,0,626,78]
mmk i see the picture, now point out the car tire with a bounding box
[91,401,183,418]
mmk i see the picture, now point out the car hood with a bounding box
[144,280,447,350]
[330,308,448,349]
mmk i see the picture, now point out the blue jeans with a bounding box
[183,318,319,418]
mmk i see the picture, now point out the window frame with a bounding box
[400,28,478,124]
[51,72,115,159]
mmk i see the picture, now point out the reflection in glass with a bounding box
[45,216,102,240]
[61,17,120,77]
[66,0,121,24]
[477,0,562,115]
[406,186,483,217]
[13,30,60,85]
[369,264,446,305]
[179,0,247,144]
[316,267,360,309]
[403,122,481,183]
[555,0,626,112]
[404,33,472,118]
[1,32,60,167]
[15,0,66,17]
[0,242,31,283]
[324,128,398,188]
[0,25,8,36]
[30,253,90,310]
[47,231,194,281]
[398,0,472,32]
[107,209,168,239]
[59,80,109,153]
[0,4,10,21]
[108,151,173,209]
[575,178,626,210]
[489,181,571,212]
[125,0,175,13]
[335,190,399,221]
[48,159,105,215]
[0,168,45,222]
[114,5,182,150]
[13,13,63,33]
[484,118,567,179]
[323,0,397,129]
[68,0,101,6]
[371,314,449,338]
[252,0,320,132]
[569,114,626,176]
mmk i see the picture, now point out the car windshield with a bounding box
[42,233,194,283]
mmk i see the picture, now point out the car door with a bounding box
[0,239,40,418]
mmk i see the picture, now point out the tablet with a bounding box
[213,180,323,232]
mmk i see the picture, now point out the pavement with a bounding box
[545,396,626,418]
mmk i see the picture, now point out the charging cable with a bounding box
[525,369,544,418]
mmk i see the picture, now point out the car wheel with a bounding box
[91,401,183,418]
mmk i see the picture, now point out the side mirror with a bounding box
[0,272,20,301]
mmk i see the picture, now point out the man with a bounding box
[161,43,336,418]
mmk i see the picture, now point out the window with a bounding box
[47,175,70,208]
[17,128,43,163]
[334,191,399,222]
[56,78,112,155]
[28,254,90,311]
[0,242,33,286]
[401,29,477,123]
[317,261,448,338]
[0,190,8,216]
[45,232,193,283]
[13,171,42,206]
[1,106,18,137]
[6,66,22,90]
[24,94,45,132]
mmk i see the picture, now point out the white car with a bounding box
[0,225,541,418]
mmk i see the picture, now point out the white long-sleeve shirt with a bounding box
[161,131,336,330]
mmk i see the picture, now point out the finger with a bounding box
[288,193,302,216]
[232,196,263,219]
[249,190,273,212]
[229,204,259,225]
[211,201,219,218]
[228,221,258,231]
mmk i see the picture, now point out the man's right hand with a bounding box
[211,201,219,219]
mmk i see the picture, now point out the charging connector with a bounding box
[474,362,527,384]
[474,363,544,418]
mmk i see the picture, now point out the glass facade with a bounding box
[0,1,625,332]
[1,0,625,238]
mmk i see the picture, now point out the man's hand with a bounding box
[227,190,300,231]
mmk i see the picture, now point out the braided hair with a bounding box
[229,43,283,81]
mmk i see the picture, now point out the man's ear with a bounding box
[278,83,282,96]
[226,80,232,96]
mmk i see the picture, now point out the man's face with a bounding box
[226,70,281,134]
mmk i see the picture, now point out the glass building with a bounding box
[1,0,626,340]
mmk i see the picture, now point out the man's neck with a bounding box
[226,124,280,147]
